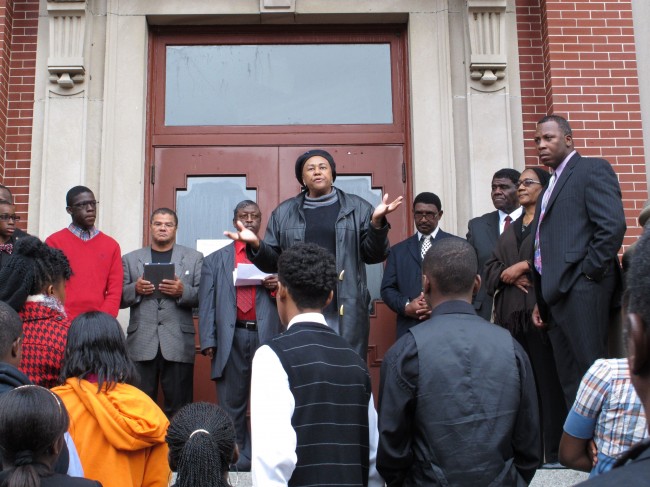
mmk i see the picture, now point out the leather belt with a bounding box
[235,320,257,331]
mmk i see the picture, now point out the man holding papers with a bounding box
[199,200,281,472]
[121,207,203,418]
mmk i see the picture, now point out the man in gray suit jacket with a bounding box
[121,208,203,418]
[198,200,281,472]
[531,115,626,408]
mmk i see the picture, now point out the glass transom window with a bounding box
[165,43,393,126]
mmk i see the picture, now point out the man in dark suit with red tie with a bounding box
[466,169,522,321]
[531,114,626,408]
[381,192,456,338]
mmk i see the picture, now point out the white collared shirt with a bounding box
[498,206,523,234]
[417,225,441,241]
[250,312,383,486]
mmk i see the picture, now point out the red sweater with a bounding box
[19,300,71,388]
[45,229,122,320]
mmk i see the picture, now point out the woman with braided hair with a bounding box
[5,236,73,388]
[166,402,239,487]
[0,385,101,487]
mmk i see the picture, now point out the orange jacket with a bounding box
[52,379,170,487]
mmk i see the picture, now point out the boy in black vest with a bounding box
[250,242,383,486]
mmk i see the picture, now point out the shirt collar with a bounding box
[499,206,523,224]
[67,223,100,241]
[287,312,328,329]
[551,149,576,181]
[417,226,440,240]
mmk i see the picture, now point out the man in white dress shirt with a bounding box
[250,242,383,486]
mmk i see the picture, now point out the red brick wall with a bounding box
[0,0,14,182]
[0,0,37,229]
[516,0,648,248]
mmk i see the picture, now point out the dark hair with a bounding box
[277,243,337,310]
[65,186,93,207]
[232,200,259,220]
[413,192,442,211]
[166,402,236,487]
[524,166,551,187]
[0,301,22,359]
[492,168,521,186]
[627,228,650,331]
[423,238,478,296]
[150,207,178,226]
[0,185,12,205]
[15,236,71,295]
[0,385,69,487]
[59,311,137,392]
[537,114,573,137]
[294,149,337,188]
[0,199,12,206]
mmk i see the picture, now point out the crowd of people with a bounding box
[0,113,648,486]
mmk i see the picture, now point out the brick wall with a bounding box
[0,0,14,182]
[0,0,37,229]
[516,0,648,248]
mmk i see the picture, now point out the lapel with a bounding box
[170,245,186,279]
[486,211,500,245]
[545,152,580,214]
[221,243,237,303]
[136,247,153,277]
[407,233,421,266]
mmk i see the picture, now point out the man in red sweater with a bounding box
[45,186,122,320]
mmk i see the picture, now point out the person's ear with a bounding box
[11,336,21,359]
[65,206,73,216]
[231,443,240,466]
[472,274,481,297]
[50,435,65,457]
[276,281,287,301]
[628,313,650,376]
[422,274,430,295]
[46,284,55,296]
[324,290,334,308]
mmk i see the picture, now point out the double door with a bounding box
[152,145,408,399]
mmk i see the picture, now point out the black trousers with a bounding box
[215,327,260,471]
[135,347,193,418]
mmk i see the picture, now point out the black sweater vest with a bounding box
[267,321,372,486]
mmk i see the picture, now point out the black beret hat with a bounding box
[294,150,337,188]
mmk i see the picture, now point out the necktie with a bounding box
[421,235,431,260]
[237,285,254,314]
[503,215,512,233]
[534,173,557,274]
[0,243,13,254]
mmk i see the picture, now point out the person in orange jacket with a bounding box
[52,311,170,487]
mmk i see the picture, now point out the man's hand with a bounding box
[202,347,216,360]
[224,221,261,250]
[371,194,403,228]
[513,275,532,294]
[262,275,278,292]
[500,261,529,285]
[532,304,547,330]
[404,292,432,321]
[159,275,184,298]
[136,277,154,296]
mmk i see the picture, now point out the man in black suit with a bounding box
[381,192,456,338]
[466,168,522,321]
[531,114,626,408]
[576,227,650,486]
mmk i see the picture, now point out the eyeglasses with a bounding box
[414,211,439,220]
[517,179,542,188]
[0,214,20,221]
[70,200,98,209]
[152,221,176,229]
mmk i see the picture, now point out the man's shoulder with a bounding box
[468,210,498,227]
[122,245,149,260]
[94,231,121,249]
[392,234,417,251]
[174,243,203,259]
[45,228,69,244]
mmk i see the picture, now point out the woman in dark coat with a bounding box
[485,166,565,466]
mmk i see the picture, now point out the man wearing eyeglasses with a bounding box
[381,192,457,338]
[0,184,28,240]
[45,186,122,320]
[120,208,203,418]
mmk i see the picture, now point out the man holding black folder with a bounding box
[121,207,203,417]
